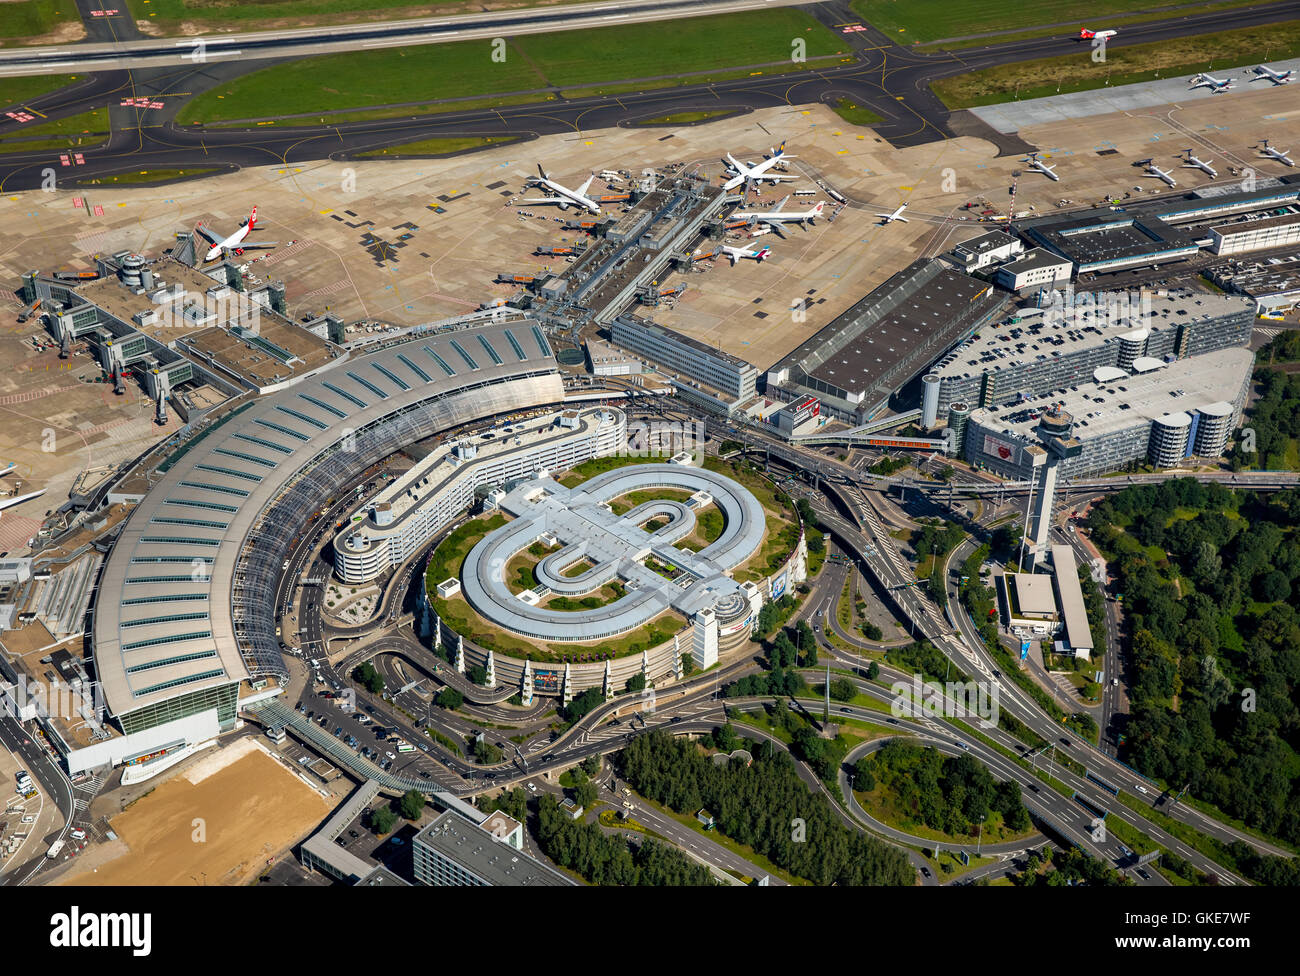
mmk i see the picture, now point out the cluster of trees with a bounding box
[473,739,503,765]
[913,520,966,562]
[871,454,908,476]
[1087,481,1300,846]
[434,687,463,710]
[755,593,797,640]
[618,729,914,885]
[625,672,647,694]
[724,622,817,700]
[565,767,599,810]
[1227,368,1300,472]
[864,739,1030,837]
[534,793,714,885]
[352,661,384,694]
[399,790,425,820]
[466,664,489,686]
[886,641,968,684]
[1015,847,1130,887]
[828,677,858,702]
[561,687,605,724]
[479,787,527,824]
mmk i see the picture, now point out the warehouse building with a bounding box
[765,259,1004,422]
[1018,208,1200,276]
[994,248,1073,292]
[950,229,1024,271]
[1207,254,1300,314]
[413,809,574,886]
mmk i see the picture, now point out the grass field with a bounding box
[638,109,737,126]
[126,0,594,34]
[354,135,515,157]
[850,0,1276,45]
[0,74,81,109]
[829,98,883,127]
[0,108,110,154]
[0,0,79,43]
[932,18,1300,108]
[75,167,220,185]
[177,9,844,125]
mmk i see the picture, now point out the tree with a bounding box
[867,661,881,680]
[370,805,397,835]
[680,653,697,677]
[625,672,647,694]
[399,789,425,820]
[435,687,464,710]
[474,739,503,765]
[851,757,875,792]
[580,754,602,777]
[466,664,489,686]
[863,621,884,641]
[829,678,857,702]
[574,777,599,810]
[352,661,384,694]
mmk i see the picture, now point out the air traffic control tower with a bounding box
[1022,402,1082,571]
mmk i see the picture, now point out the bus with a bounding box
[396,743,415,753]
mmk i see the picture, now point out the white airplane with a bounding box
[1139,159,1178,187]
[1181,149,1218,178]
[876,204,910,223]
[1189,72,1234,93]
[1251,64,1294,85]
[0,488,45,517]
[1078,28,1117,42]
[1022,153,1060,181]
[732,196,826,237]
[523,165,602,213]
[719,243,772,265]
[1258,139,1295,166]
[721,141,799,192]
[195,207,277,263]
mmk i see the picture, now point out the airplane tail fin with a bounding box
[538,164,548,181]
[757,247,770,261]
[249,206,258,229]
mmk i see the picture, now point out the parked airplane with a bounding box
[1078,28,1118,41]
[1189,72,1234,93]
[732,196,825,236]
[195,207,277,263]
[1181,149,1218,178]
[876,204,910,223]
[719,244,772,265]
[1258,139,1295,166]
[523,165,602,213]
[1251,64,1294,85]
[722,141,799,192]
[1139,159,1178,186]
[1022,153,1060,181]
[0,488,45,516]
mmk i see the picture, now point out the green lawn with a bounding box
[829,98,882,127]
[127,0,584,33]
[932,19,1300,108]
[353,135,516,157]
[0,0,79,43]
[0,74,82,109]
[0,108,110,154]
[850,0,1276,45]
[637,109,738,126]
[75,167,220,185]
[177,9,844,124]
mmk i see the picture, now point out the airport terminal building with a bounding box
[80,317,567,777]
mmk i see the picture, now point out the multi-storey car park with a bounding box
[920,289,1256,427]
[334,405,627,584]
[961,346,1254,480]
[80,316,565,779]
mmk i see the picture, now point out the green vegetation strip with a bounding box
[829,98,883,127]
[353,135,516,158]
[0,73,81,107]
[178,10,844,126]
[932,19,1300,108]
[76,168,220,186]
[0,0,79,43]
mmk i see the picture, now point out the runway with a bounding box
[0,1,1297,191]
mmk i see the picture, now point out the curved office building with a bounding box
[459,463,766,643]
[87,318,564,770]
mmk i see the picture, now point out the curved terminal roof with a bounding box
[460,464,766,642]
[94,318,562,721]
[1130,356,1166,373]
[1093,366,1129,383]
[1154,411,1193,428]
[1198,400,1233,417]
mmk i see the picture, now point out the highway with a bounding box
[5,1,1300,188]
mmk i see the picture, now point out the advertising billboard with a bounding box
[983,434,1019,465]
[770,572,788,600]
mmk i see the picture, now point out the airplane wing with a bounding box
[764,221,787,240]
[893,215,910,223]
[237,242,278,251]
[762,174,800,183]
[194,225,222,246]
[773,194,791,212]
[577,175,596,196]
[523,197,568,205]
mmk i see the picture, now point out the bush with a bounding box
[436,687,464,710]
[370,805,397,835]
[399,790,425,820]
[828,678,857,702]
[351,661,384,694]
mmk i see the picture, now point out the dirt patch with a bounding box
[60,740,330,886]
